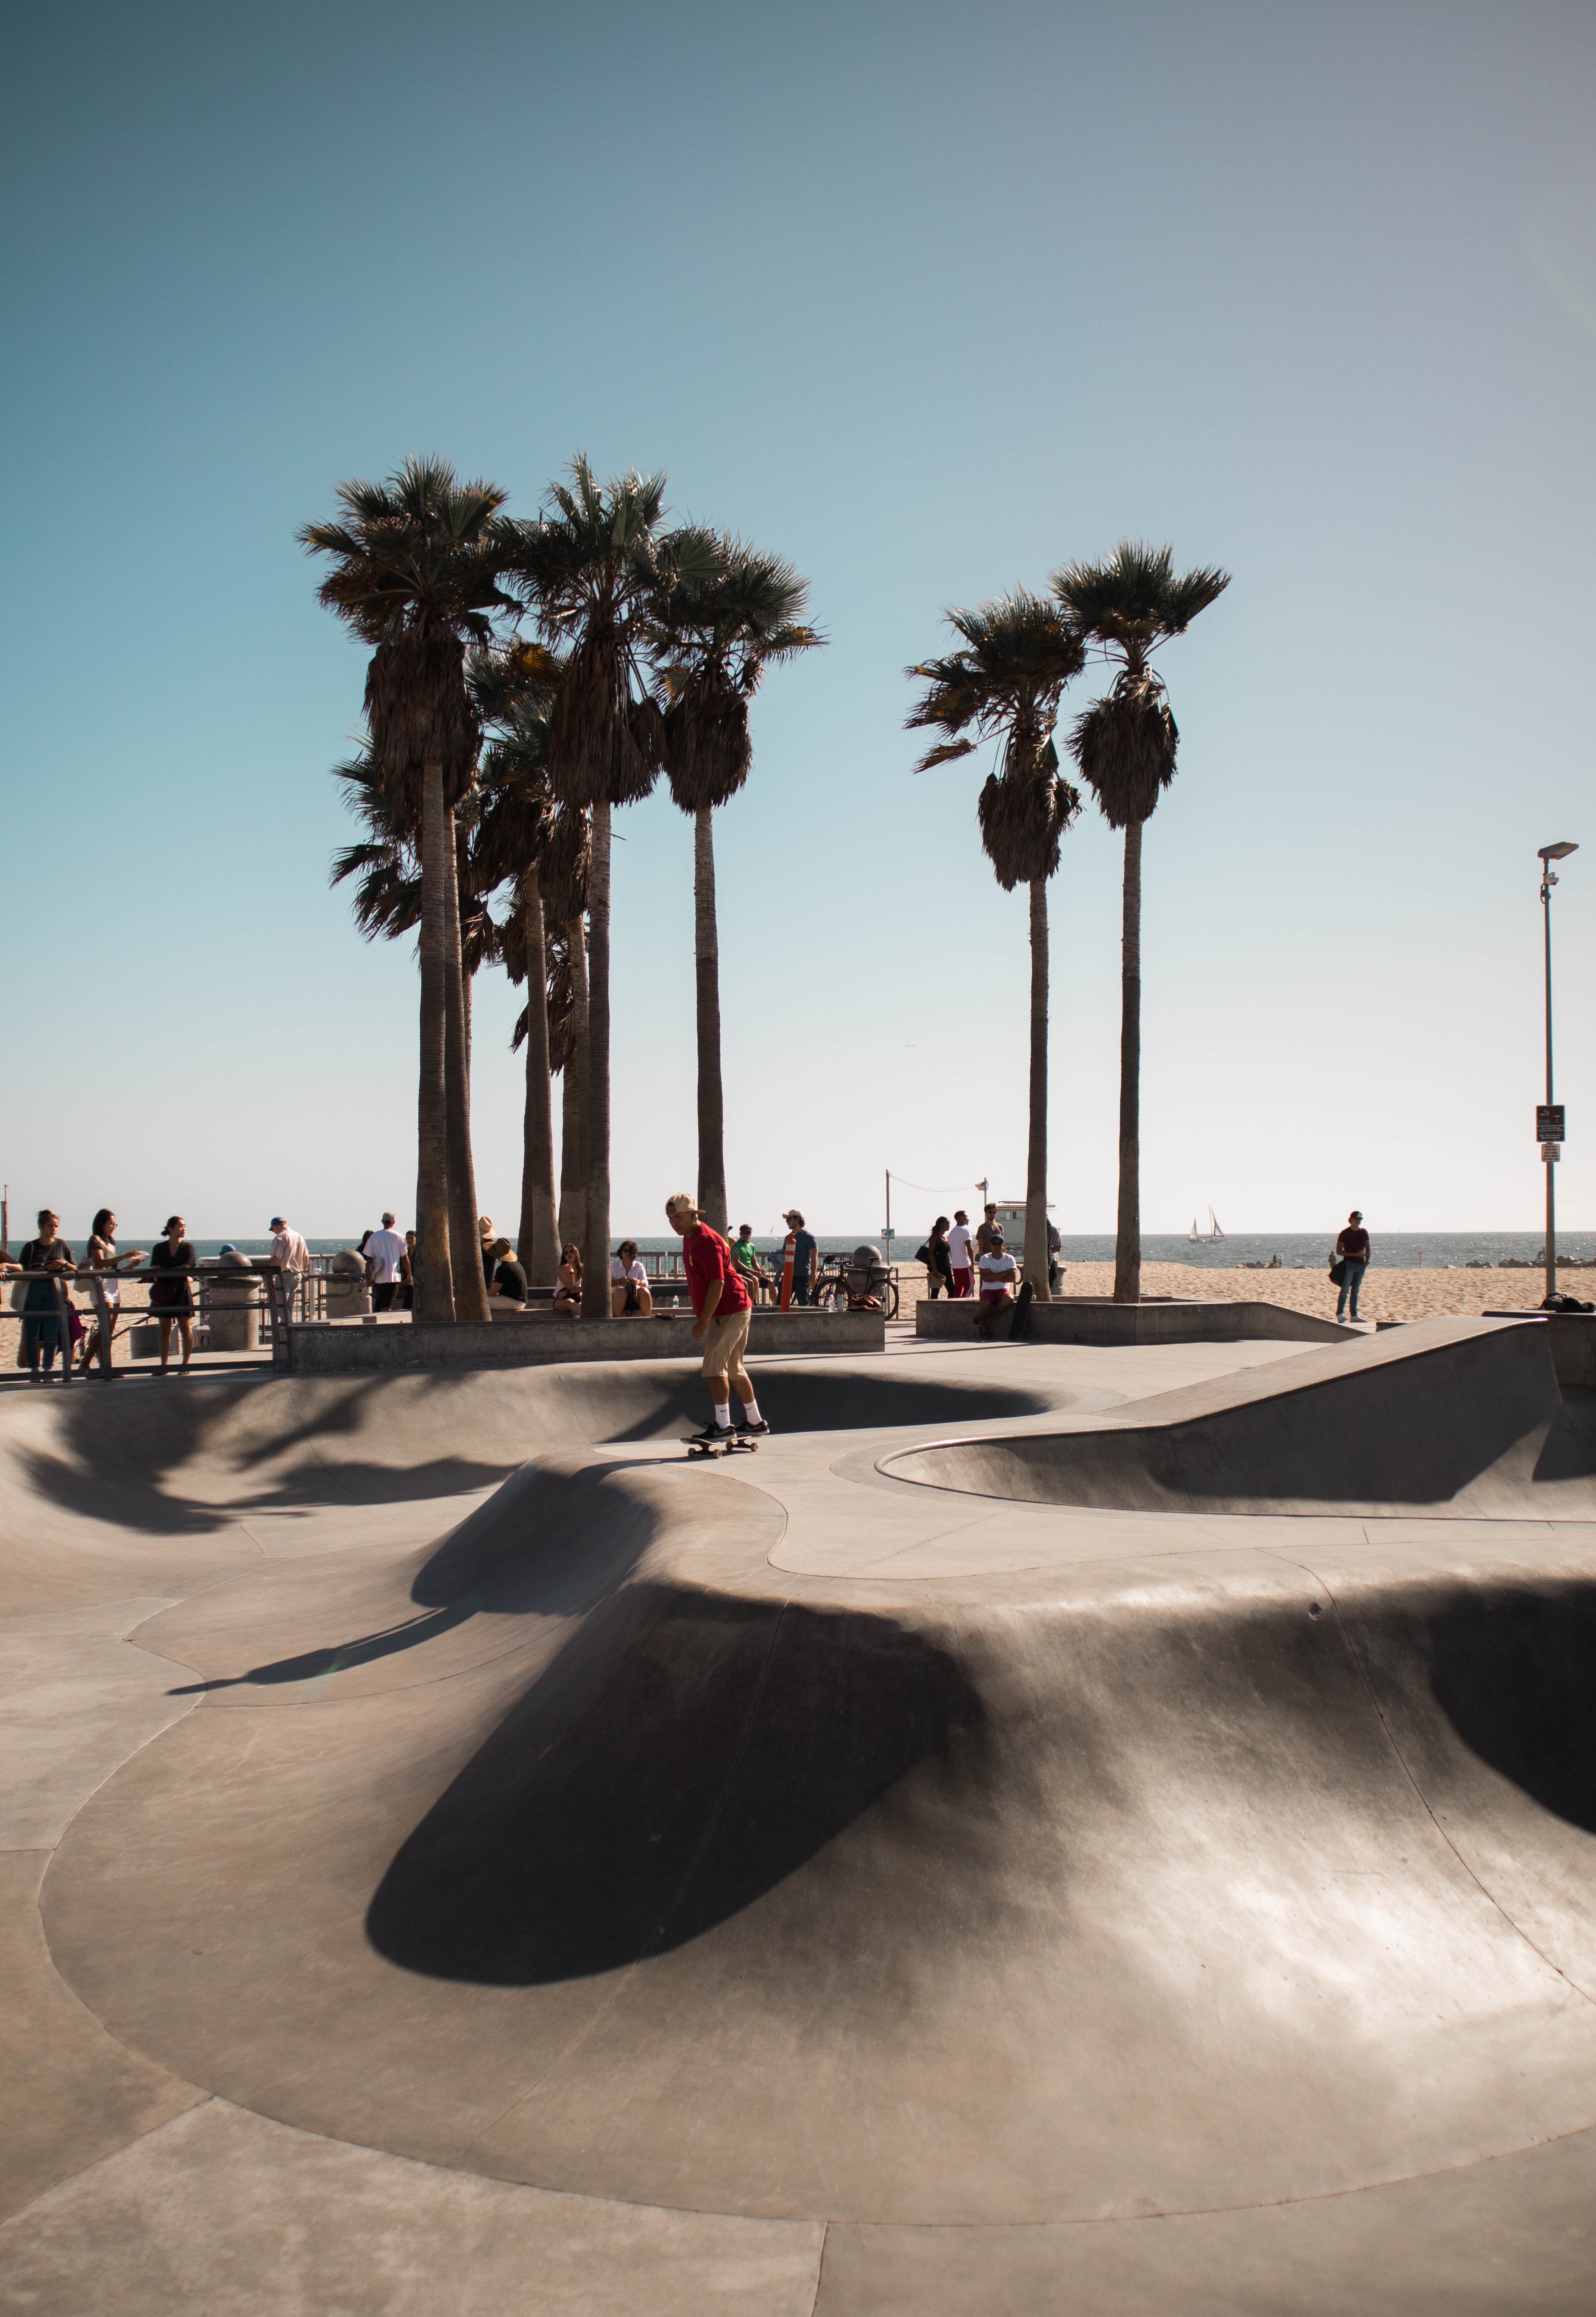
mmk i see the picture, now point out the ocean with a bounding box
[135,1230,1596,1271]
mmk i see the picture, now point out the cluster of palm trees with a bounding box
[302,455,820,1322]
[907,542,1229,1305]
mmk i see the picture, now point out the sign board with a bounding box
[1538,1105,1567,1144]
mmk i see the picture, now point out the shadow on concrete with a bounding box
[1430,1583,1596,1837]
[366,1591,989,1984]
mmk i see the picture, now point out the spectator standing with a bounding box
[9,1209,73,1380]
[398,1231,417,1311]
[947,1210,976,1298]
[81,1209,148,1373]
[365,1213,406,1312]
[731,1224,770,1305]
[610,1241,654,1316]
[1334,1210,1371,1324]
[268,1216,309,1322]
[1047,1216,1063,1293]
[149,1214,197,1373]
[922,1216,955,1299]
[667,1193,767,1438]
[487,1238,528,1302]
[975,1204,1000,1257]
[781,1209,818,1306]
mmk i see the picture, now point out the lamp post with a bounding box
[1538,841,1578,1302]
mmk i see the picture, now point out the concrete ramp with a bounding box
[881,1316,1596,1518]
[8,1333,1596,2309]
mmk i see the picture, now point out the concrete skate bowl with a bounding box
[879,1315,1596,1520]
[0,1355,1072,1614]
[35,1442,1596,2238]
[15,1322,1596,2303]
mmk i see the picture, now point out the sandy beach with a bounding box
[898,1258,1591,1326]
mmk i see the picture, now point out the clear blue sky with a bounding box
[5,0,1594,1244]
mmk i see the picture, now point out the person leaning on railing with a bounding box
[149,1216,197,1375]
[79,1208,148,1373]
[3,1209,74,1380]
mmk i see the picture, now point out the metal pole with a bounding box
[884,1169,891,1258]
[1543,860,1557,1303]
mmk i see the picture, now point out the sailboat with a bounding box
[1189,1208,1225,1244]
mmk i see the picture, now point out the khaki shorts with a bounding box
[700,1306,752,1379]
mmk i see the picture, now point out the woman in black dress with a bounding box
[924,1216,955,1299]
[149,1213,197,1373]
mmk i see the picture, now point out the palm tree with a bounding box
[331,754,498,1299]
[472,641,565,1285]
[539,808,590,1254]
[301,457,514,1323]
[649,533,823,1232]
[502,458,677,1317]
[1052,541,1230,1305]
[907,593,1085,1298]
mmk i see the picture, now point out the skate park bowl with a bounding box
[879,1312,1596,1519]
[4,1316,1596,2313]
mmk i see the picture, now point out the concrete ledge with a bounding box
[914,1296,1354,1347]
[1479,1310,1596,1390]
[283,1307,885,1373]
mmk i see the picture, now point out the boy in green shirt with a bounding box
[730,1224,769,1305]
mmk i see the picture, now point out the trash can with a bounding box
[203,1271,260,1352]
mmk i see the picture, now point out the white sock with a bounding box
[740,1396,763,1425]
[713,1402,733,1429]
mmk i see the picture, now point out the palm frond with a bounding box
[1051,539,1230,663]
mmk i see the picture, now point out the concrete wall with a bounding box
[914,1296,1353,1348]
[284,1306,885,1374]
[1479,1310,1596,1390]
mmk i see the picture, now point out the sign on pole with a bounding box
[1537,1105,1566,1145]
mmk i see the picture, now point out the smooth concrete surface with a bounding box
[285,1305,885,1372]
[883,1314,1596,1518]
[916,1293,1354,1345]
[3,1323,1596,2309]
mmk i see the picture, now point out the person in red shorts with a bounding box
[666,1192,769,1440]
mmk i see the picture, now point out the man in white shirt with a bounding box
[946,1209,976,1299]
[975,1229,1019,1337]
[365,1211,405,1312]
[268,1216,310,1322]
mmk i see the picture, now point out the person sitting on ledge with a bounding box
[487,1238,527,1303]
[730,1224,770,1305]
[554,1243,582,1318]
[974,1227,1019,1338]
[610,1241,653,1316]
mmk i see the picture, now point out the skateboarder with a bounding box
[666,1193,770,1441]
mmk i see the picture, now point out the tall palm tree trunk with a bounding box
[559,919,588,1252]
[580,799,612,1317]
[443,802,491,1324]
[1113,819,1143,1305]
[517,868,559,1283]
[694,803,728,1234]
[416,763,455,1322]
[1024,875,1053,1301]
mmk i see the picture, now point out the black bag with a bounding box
[914,1242,932,1264]
[1329,1257,1347,1285]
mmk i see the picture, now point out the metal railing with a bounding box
[5,1262,301,1383]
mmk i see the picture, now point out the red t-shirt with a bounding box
[682,1224,752,1318]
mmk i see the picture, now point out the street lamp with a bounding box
[1538,841,1578,1302]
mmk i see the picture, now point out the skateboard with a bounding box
[684,1434,761,1460]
